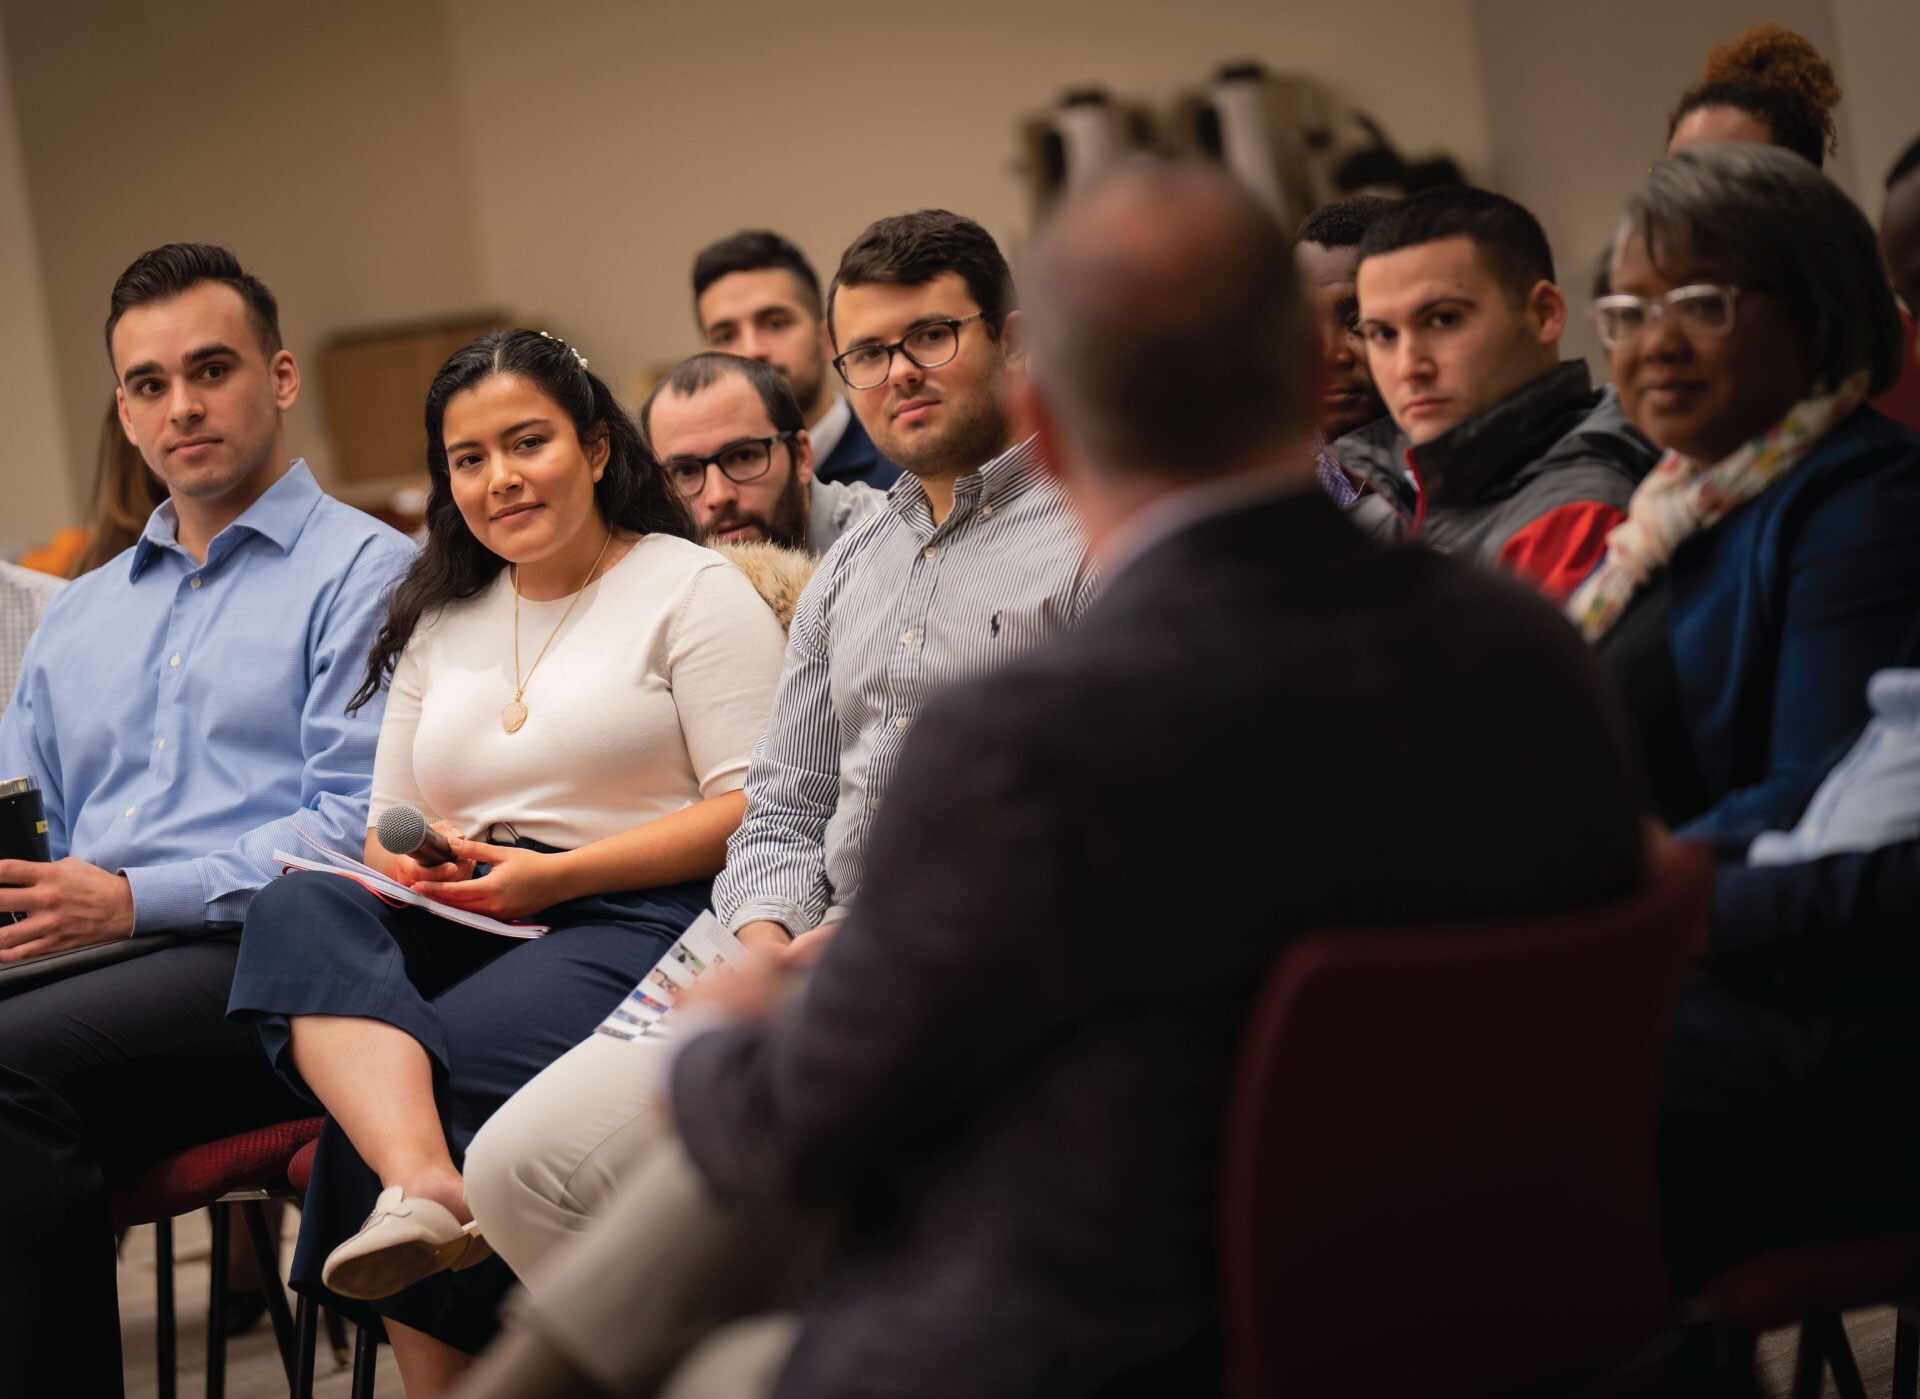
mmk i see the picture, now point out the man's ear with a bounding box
[998,308,1027,370]
[791,428,815,485]
[1530,280,1568,346]
[271,349,301,413]
[115,386,137,446]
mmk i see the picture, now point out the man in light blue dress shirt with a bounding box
[0,244,412,1396]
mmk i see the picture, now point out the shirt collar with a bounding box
[130,459,321,579]
[1406,361,1595,506]
[808,395,852,465]
[1100,458,1318,584]
[885,433,1048,523]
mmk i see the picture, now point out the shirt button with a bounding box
[900,630,915,645]
[169,654,181,668]
[189,576,202,590]
[156,738,165,750]
[894,716,909,730]
[125,806,136,818]
[981,504,994,517]
[923,547,938,560]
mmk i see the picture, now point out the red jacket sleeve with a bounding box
[1496,501,1626,601]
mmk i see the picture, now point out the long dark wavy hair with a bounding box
[350,329,694,712]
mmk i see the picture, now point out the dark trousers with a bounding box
[0,932,309,1398]
[1660,974,1920,1292]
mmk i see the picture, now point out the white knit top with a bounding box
[370,534,785,850]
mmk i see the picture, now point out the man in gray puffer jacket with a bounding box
[1339,186,1657,599]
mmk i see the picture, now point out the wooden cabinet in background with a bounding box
[320,313,508,486]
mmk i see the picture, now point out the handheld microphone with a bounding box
[376,804,456,868]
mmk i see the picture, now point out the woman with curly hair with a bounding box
[1666,24,1841,168]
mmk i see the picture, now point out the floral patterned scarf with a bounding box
[1566,371,1870,643]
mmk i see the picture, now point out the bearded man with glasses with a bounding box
[642,352,884,556]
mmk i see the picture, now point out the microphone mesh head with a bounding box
[376,803,427,856]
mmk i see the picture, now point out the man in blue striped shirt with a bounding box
[714,210,1097,956]
[0,244,412,1397]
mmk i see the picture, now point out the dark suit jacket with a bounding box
[815,408,899,489]
[673,488,1648,1399]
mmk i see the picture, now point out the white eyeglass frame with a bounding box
[1590,283,1742,350]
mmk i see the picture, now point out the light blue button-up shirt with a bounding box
[0,460,413,932]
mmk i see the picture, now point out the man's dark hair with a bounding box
[104,243,283,362]
[639,352,806,446]
[1026,161,1311,479]
[1357,187,1556,303]
[1296,194,1399,250]
[827,210,1016,347]
[1888,135,1920,190]
[691,231,823,320]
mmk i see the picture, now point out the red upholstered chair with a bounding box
[1221,844,1713,1399]
[112,1116,323,1399]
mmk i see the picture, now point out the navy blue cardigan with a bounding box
[1641,409,1920,842]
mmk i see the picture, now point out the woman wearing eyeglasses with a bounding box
[1570,143,1920,842]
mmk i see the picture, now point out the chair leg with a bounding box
[155,1216,178,1399]
[292,1293,318,1399]
[238,1197,299,1386]
[1896,1312,1920,1399]
[1821,1313,1870,1399]
[351,1325,378,1399]
[206,1204,229,1399]
[1789,1318,1825,1399]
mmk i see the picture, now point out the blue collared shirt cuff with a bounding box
[121,860,208,935]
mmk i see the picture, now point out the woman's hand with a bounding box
[408,834,572,920]
[388,820,482,888]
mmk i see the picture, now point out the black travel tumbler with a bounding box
[0,776,51,926]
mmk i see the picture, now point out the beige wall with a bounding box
[0,12,74,554]
[443,0,1494,402]
[0,0,489,505]
[1830,0,1920,198]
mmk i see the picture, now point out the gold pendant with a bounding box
[502,699,528,734]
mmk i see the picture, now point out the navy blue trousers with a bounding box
[228,865,709,1353]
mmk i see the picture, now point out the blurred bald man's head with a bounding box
[1023,161,1317,484]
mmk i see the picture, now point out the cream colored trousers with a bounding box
[465,1030,829,1395]
[465,1029,669,1281]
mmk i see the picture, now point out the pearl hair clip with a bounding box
[539,330,589,371]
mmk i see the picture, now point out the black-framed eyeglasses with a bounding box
[1590,284,1742,351]
[661,432,797,498]
[832,313,993,391]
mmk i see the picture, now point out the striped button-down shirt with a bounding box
[714,434,1096,934]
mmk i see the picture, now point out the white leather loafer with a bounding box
[320,1186,494,1300]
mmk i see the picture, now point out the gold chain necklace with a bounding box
[502,530,614,734]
